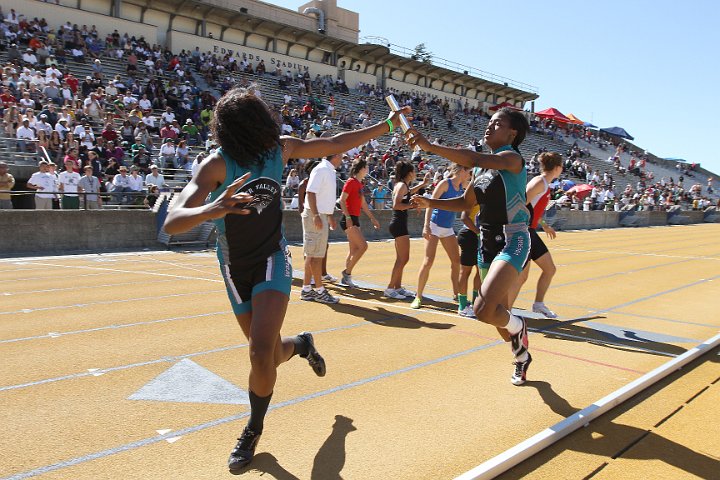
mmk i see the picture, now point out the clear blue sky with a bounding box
[265,0,720,173]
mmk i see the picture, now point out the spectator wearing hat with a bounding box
[181,118,201,146]
[22,48,38,66]
[83,93,103,121]
[132,143,152,174]
[111,165,132,204]
[36,114,53,136]
[16,118,36,152]
[144,164,166,189]
[55,118,69,140]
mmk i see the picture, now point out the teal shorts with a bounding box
[479,225,530,274]
[217,239,293,314]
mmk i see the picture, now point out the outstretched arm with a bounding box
[412,185,477,212]
[406,129,523,173]
[281,107,411,162]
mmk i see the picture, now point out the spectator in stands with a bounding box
[56,158,81,210]
[144,184,159,209]
[159,138,176,169]
[0,162,15,209]
[182,118,201,146]
[144,164,166,189]
[175,140,190,171]
[371,182,389,210]
[284,168,300,198]
[131,144,152,174]
[16,117,36,152]
[109,165,131,203]
[27,160,55,209]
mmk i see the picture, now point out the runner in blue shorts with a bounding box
[164,86,410,472]
[408,107,534,386]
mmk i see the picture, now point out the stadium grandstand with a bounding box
[0,0,717,225]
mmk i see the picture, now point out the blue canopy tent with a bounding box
[583,121,598,128]
[600,126,634,140]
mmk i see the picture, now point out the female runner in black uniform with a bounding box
[385,160,430,299]
[164,87,409,472]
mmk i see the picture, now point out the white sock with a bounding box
[505,314,523,335]
[533,302,545,308]
[302,285,312,292]
[315,287,326,294]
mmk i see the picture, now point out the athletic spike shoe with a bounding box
[300,289,317,302]
[340,270,357,288]
[410,296,422,309]
[511,352,533,386]
[533,302,557,319]
[314,289,339,304]
[508,317,529,358]
[228,426,262,473]
[298,331,326,377]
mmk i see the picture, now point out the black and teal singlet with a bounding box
[209,146,292,314]
[472,145,530,273]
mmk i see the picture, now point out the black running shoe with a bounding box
[298,331,326,377]
[228,426,262,473]
[511,353,532,386]
[509,317,528,358]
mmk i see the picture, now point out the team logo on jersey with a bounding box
[474,170,496,193]
[235,176,281,215]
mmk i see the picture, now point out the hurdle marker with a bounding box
[455,332,720,480]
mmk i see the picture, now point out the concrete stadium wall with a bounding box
[0,210,158,256]
[2,209,719,256]
[166,31,338,78]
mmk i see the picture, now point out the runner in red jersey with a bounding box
[509,152,563,318]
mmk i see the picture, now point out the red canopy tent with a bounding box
[535,107,572,123]
[489,101,521,111]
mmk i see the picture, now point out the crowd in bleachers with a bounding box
[0,4,717,214]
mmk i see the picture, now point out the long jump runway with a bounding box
[1,224,718,479]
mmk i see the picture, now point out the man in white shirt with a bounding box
[144,165,166,189]
[27,161,56,209]
[55,118,69,140]
[35,115,52,136]
[300,154,342,304]
[16,118,36,152]
[22,49,38,66]
[161,107,175,127]
[111,166,132,204]
[57,159,82,209]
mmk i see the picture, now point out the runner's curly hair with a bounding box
[349,158,367,177]
[210,86,280,167]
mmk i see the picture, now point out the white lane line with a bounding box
[0,290,225,316]
[553,247,720,261]
[3,278,178,296]
[0,311,233,344]
[13,262,223,283]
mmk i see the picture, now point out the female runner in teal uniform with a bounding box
[408,107,534,385]
[164,87,409,472]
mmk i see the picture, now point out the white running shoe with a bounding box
[340,270,357,288]
[384,288,407,299]
[458,305,475,318]
[532,302,557,318]
[397,287,415,297]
